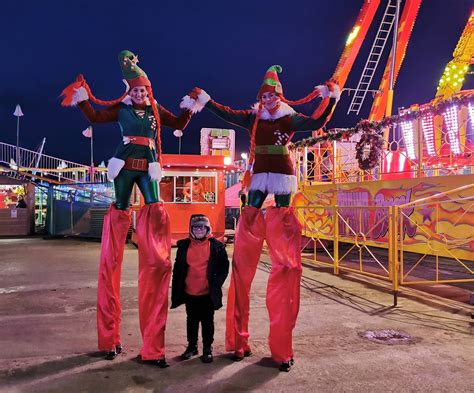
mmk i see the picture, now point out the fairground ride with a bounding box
[291,1,473,305]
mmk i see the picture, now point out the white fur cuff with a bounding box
[315,85,330,99]
[329,84,341,101]
[148,162,162,182]
[180,90,211,114]
[107,157,125,181]
[122,79,130,92]
[71,87,89,106]
[249,172,297,195]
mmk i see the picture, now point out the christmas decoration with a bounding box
[289,92,474,170]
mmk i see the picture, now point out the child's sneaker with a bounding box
[201,346,213,363]
[180,344,198,360]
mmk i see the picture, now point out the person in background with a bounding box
[183,177,206,202]
[171,214,229,363]
[16,195,27,208]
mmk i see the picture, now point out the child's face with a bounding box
[191,225,207,239]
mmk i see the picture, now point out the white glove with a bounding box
[72,87,89,105]
[180,89,211,114]
[315,84,330,99]
[148,162,162,182]
[315,83,341,101]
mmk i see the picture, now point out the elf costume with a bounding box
[61,50,193,367]
[180,65,339,371]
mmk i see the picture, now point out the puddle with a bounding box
[358,329,418,345]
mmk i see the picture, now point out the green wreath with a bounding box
[355,132,384,170]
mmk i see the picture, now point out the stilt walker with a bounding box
[180,66,340,371]
[61,50,194,367]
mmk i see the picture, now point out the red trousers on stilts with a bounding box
[225,207,265,356]
[97,204,131,351]
[265,207,303,363]
[135,202,171,360]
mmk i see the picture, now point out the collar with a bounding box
[251,101,295,120]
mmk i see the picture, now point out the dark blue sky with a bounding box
[1,0,472,164]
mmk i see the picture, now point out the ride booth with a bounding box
[131,154,226,245]
[0,175,35,236]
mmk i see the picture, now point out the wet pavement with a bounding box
[0,237,473,392]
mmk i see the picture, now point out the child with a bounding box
[171,214,229,363]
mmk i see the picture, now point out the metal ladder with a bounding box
[347,0,398,115]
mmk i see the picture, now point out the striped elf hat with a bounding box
[118,50,151,89]
[257,65,283,99]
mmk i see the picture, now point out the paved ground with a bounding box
[0,237,473,392]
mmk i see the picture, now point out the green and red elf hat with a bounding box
[257,65,284,99]
[60,50,151,106]
[61,50,164,168]
[118,50,151,89]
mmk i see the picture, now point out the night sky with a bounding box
[1,0,472,165]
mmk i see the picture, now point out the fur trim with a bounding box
[122,96,132,105]
[61,78,86,107]
[315,85,329,99]
[251,101,295,120]
[148,162,162,182]
[249,172,297,194]
[107,157,125,181]
[315,84,341,101]
[180,90,211,114]
[329,84,341,101]
[189,214,212,238]
[122,79,130,92]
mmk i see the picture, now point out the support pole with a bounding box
[385,0,401,117]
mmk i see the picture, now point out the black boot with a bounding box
[279,361,291,372]
[154,358,170,368]
[105,343,122,360]
[231,349,252,362]
[180,344,198,360]
[105,349,117,360]
[201,346,213,363]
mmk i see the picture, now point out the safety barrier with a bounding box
[0,141,104,184]
[294,184,474,305]
[396,184,474,287]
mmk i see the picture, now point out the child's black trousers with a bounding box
[185,294,215,348]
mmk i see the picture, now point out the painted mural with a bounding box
[293,175,474,261]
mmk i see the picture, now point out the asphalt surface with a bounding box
[0,237,473,392]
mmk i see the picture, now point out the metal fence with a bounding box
[294,184,474,305]
[0,141,102,184]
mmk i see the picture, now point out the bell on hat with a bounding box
[257,65,283,99]
[118,50,151,89]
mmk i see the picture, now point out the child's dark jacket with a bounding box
[171,237,229,310]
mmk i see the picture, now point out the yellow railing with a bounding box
[396,184,474,286]
[294,183,474,305]
[295,204,393,281]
